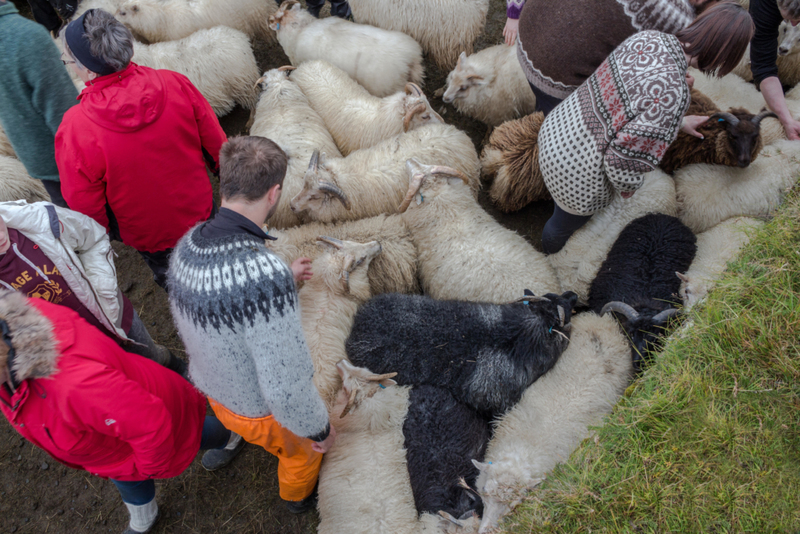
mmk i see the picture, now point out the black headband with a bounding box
[64,10,118,77]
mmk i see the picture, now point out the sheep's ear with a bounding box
[472,459,489,472]
[676,272,690,283]
[457,51,467,66]
[378,377,397,387]
[466,74,487,85]
[131,4,139,12]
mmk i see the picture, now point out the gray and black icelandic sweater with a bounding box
[168,209,329,442]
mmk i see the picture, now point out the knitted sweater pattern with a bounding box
[516,0,694,99]
[538,31,690,216]
[168,227,329,441]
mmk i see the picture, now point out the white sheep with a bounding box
[130,27,260,116]
[291,60,442,156]
[733,22,800,88]
[0,125,15,158]
[267,213,420,295]
[547,170,678,305]
[115,0,276,43]
[675,140,800,233]
[249,66,342,230]
[269,2,424,98]
[72,0,125,18]
[441,47,536,128]
[289,123,481,225]
[396,158,559,303]
[347,0,490,70]
[472,312,633,533]
[299,237,382,408]
[678,216,763,311]
[0,156,50,203]
[319,360,479,534]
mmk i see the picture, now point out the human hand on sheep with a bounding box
[680,115,710,139]
[312,424,337,453]
[291,257,313,282]
[503,18,519,47]
[781,117,800,141]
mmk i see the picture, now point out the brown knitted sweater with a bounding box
[517,0,695,99]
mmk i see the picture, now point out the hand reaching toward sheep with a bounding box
[291,257,313,282]
[312,424,337,453]
[503,18,519,47]
[680,115,710,139]
[781,116,800,140]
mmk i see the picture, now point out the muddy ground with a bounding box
[0,0,552,532]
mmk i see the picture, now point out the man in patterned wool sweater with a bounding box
[168,136,335,515]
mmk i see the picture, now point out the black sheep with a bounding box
[403,385,490,519]
[588,213,697,369]
[345,290,577,417]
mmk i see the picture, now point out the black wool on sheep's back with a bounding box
[403,385,490,519]
[345,291,576,418]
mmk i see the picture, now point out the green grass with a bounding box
[501,186,800,533]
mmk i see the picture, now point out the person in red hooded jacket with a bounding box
[0,289,242,534]
[54,8,227,290]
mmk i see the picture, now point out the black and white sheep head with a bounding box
[600,301,681,371]
[314,236,382,300]
[402,83,444,132]
[471,460,543,534]
[778,20,800,56]
[269,0,306,32]
[710,108,777,168]
[514,290,578,350]
[290,150,350,217]
[335,359,397,419]
[397,158,471,213]
[254,65,296,93]
[442,52,492,104]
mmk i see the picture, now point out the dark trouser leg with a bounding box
[305,0,324,17]
[125,308,187,377]
[200,416,233,450]
[329,0,352,19]
[41,180,68,208]
[541,203,592,255]
[27,0,62,33]
[137,248,172,291]
[112,479,156,505]
[529,83,564,117]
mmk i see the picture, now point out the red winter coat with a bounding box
[0,295,206,481]
[55,63,227,253]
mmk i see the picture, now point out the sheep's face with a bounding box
[315,237,381,300]
[334,360,397,418]
[713,108,776,168]
[269,1,305,31]
[443,52,489,104]
[472,460,539,534]
[677,272,705,311]
[601,301,681,371]
[290,151,350,218]
[256,67,295,93]
[402,83,444,132]
[778,20,800,56]
[116,2,140,20]
[398,158,472,213]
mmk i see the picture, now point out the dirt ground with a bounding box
[0,0,552,532]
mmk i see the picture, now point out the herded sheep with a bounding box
[678,216,763,311]
[0,125,14,158]
[249,66,342,230]
[733,22,800,88]
[396,158,560,303]
[587,214,697,368]
[346,290,576,417]
[289,125,480,225]
[299,237,382,407]
[472,312,633,533]
[291,60,442,156]
[267,213,420,295]
[675,139,800,233]
[547,169,678,305]
[130,27,260,116]
[73,0,124,18]
[115,0,276,43]
[319,360,481,534]
[0,156,49,203]
[346,0,490,70]
[269,2,424,98]
[480,112,548,213]
[659,89,776,174]
[441,47,536,127]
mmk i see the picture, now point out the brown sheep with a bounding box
[659,89,776,175]
[480,111,549,213]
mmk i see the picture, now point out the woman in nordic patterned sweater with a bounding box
[537,2,754,254]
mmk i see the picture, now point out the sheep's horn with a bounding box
[404,82,423,96]
[316,236,344,249]
[557,305,565,326]
[318,181,351,210]
[253,76,266,90]
[709,112,740,127]
[367,371,397,382]
[403,102,428,132]
[429,165,471,185]
[397,173,424,213]
[510,295,551,303]
[652,307,681,325]
[752,109,778,127]
[438,511,467,527]
[601,301,640,321]
[307,150,320,172]
[278,65,296,73]
[340,386,358,418]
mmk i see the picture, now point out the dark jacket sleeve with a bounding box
[750,0,784,88]
[26,0,77,33]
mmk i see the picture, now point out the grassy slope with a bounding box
[501,187,800,533]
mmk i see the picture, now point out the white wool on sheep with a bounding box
[0,156,49,204]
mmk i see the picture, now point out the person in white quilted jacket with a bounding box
[0,200,186,375]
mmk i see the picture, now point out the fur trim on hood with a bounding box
[0,290,58,381]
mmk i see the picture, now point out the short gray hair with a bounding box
[82,9,134,72]
[778,0,800,19]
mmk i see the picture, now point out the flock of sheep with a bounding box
[1,0,799,532]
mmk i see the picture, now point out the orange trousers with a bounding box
[208,398,323,502]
